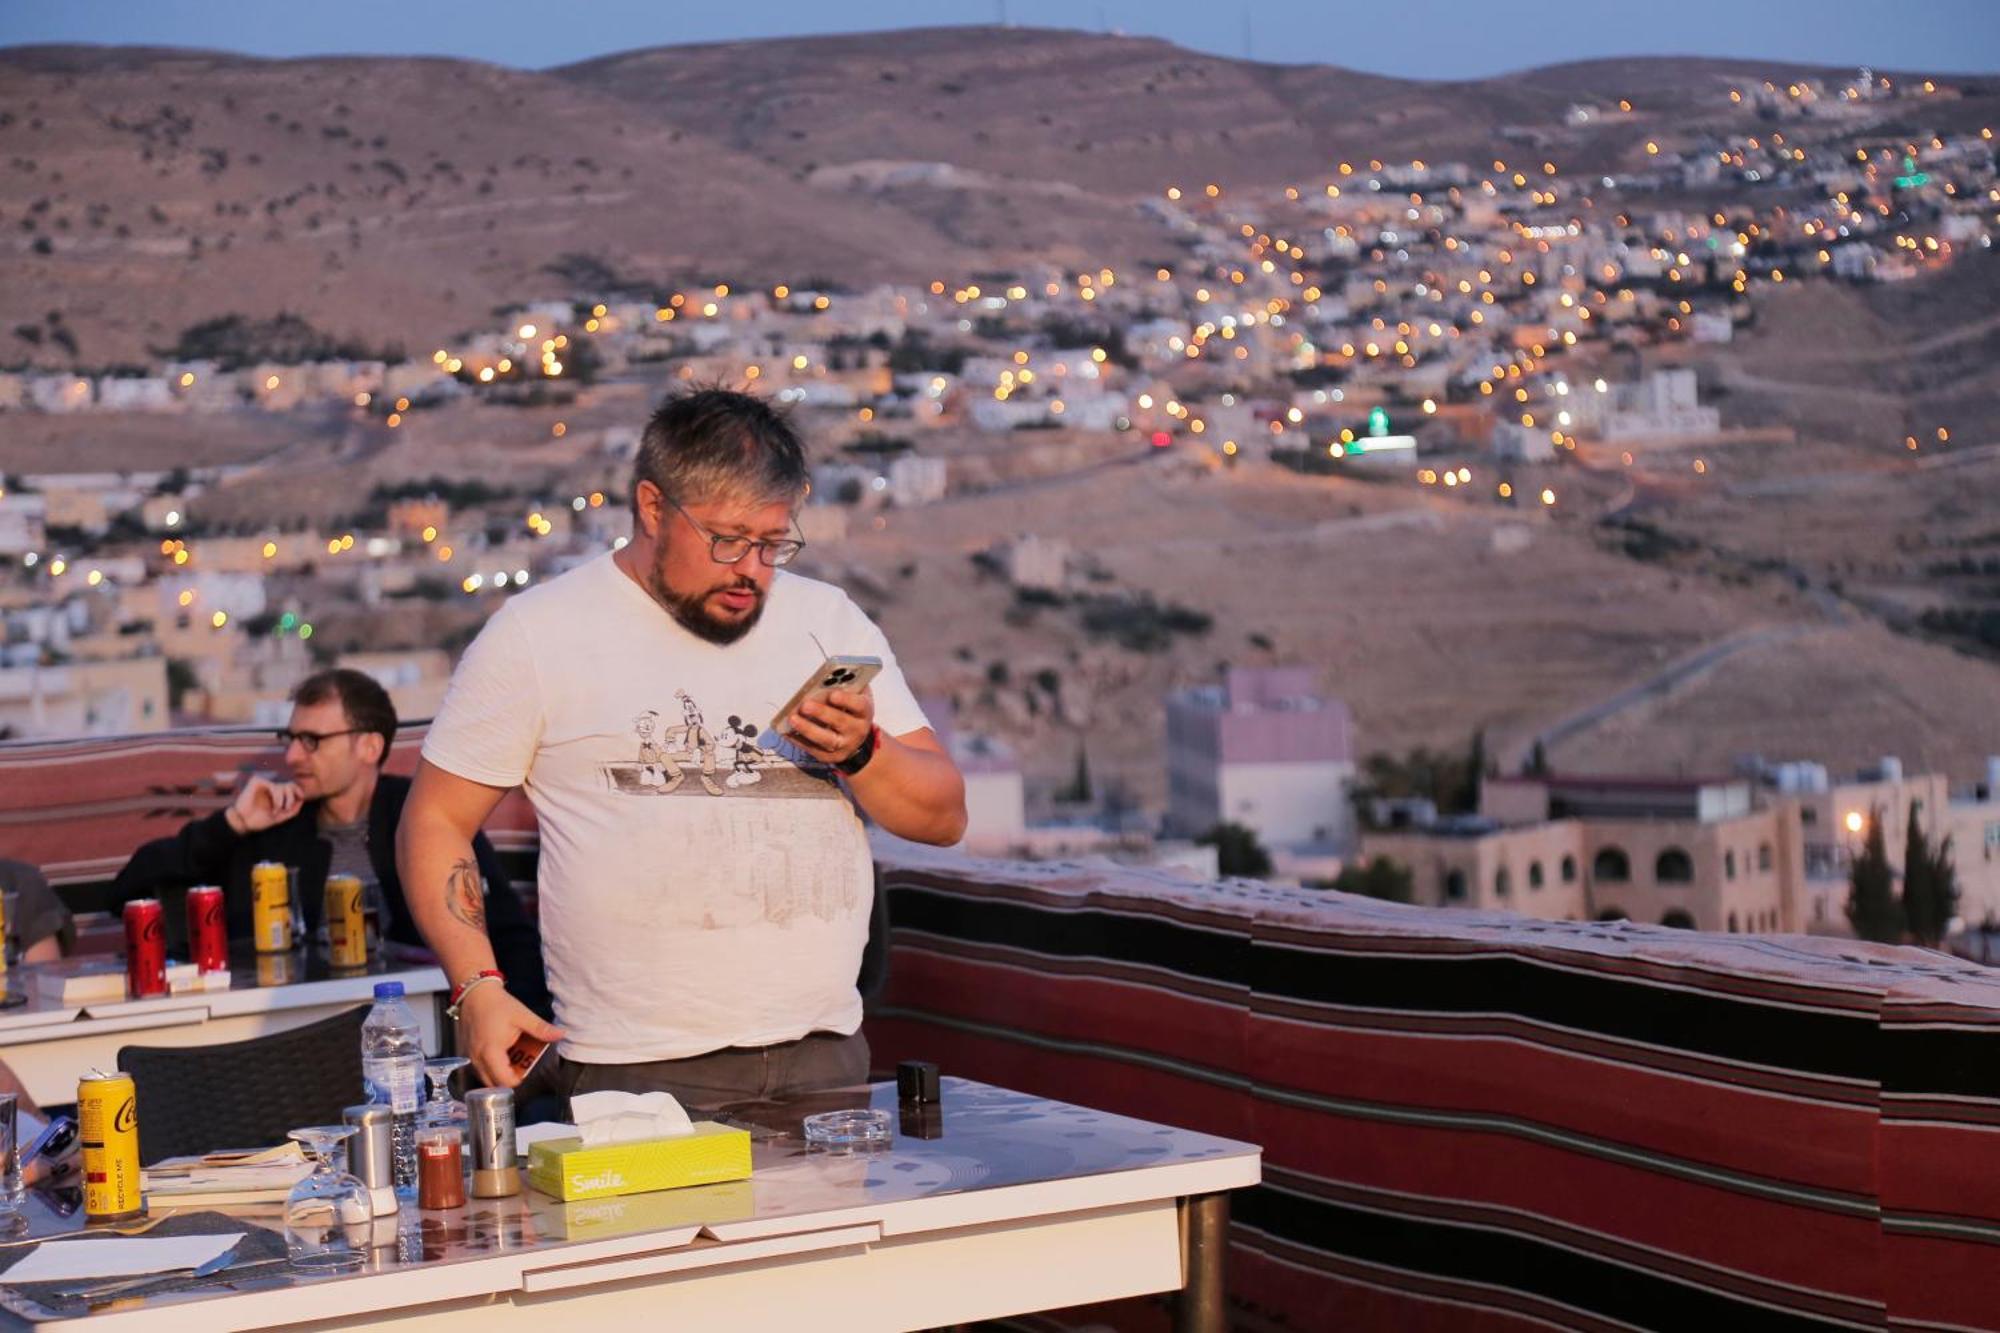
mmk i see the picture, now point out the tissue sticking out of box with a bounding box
[567,1090,695,1146]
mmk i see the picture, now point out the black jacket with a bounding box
[112,773,550,1018]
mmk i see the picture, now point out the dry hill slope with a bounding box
[0,45,963,366]
[2,30,1949,367]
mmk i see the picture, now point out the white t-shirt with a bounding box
[421,552,929,1063]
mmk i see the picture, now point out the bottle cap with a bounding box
[373,981,405,999]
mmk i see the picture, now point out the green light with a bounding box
[278,612,297,631]
[1368,406,1391,438]
[299,624,313,640]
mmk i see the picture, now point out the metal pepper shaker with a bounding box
[466,1087,520,1198]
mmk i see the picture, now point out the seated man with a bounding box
[0,858,75,963]
[114,668,549,1017]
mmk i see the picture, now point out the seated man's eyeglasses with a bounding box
[666,497,806,567]
[276,728,361,753]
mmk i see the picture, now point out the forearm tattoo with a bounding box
[445,857,487,931]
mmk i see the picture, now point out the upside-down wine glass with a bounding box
[283,1124,372,1272]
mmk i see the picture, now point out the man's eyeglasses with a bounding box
[665,498,806,567]
[276,728,361,753]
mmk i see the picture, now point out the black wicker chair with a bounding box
[117,1005,370,1164]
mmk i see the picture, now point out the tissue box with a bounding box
[529,1178,756,1238]
[526,1122,752,1202]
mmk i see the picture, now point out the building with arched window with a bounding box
[1363,773,1798,932]
[1359,764,2000,938]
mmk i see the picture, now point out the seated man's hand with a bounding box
[226,774,304,834]
[460,983,563,1090]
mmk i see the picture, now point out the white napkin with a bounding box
[569,1091,695,1146]
[5,1233,243,1283]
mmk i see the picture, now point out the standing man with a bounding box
[401,388,965,1107]
[114,669,549,1018]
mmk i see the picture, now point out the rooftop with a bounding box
[6,723,1997,1329]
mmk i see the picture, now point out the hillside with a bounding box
[2,30,1966,368]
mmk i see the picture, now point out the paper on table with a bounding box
[146,1142,307,1174]
[4,1233,243,1284]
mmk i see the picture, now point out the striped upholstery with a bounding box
[866,845,2000,1333]
[0,722,539,908]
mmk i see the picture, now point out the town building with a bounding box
[1165,667,1357,853]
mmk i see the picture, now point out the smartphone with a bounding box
[25,1115,77,1164]
[770,655,884,734]
[506,1033,551,1083]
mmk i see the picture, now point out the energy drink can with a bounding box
[79,1071,143,1220]
[326,875,368,968]
[251,860,293,953]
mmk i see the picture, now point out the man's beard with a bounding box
[647,562,766,645]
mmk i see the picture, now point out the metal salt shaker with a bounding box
[342,1103,400,1218]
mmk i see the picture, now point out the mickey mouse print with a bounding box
[603,687,843,800]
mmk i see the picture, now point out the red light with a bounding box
[1150,431,1172,448]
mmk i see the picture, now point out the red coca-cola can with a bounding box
[123,898,168,998]
[186,885,227,974]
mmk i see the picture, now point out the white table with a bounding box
[0,1079,1261,1332]
[0,954,447,1107]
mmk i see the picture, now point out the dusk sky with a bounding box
[2,0,1997,79]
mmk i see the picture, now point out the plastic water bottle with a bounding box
[361,980,426,1198]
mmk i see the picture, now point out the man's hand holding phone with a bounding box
[777,655,883,768]
[459,982,562,1090]
[786,686,876,767]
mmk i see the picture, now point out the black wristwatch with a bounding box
[834,726,879,776]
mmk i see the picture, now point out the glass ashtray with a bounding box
[801,1108,893,1150]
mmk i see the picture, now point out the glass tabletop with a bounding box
[0,1078,1256,1324]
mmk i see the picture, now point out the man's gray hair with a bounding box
[631,387,809,513]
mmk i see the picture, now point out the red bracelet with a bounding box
[448,969,504,1011]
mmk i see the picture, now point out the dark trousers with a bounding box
[547,1030,870,1115]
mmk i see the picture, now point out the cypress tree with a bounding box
[1902,801,1936,945]
[1846,807,1901,944]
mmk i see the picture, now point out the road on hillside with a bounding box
[1504,621,1821,772]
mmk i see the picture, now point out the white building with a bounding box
[886,455,948,507]
[1165,667,1357,852]
[1832,244,1878,281]
[1690,312,1734,344]
[1050,393,1128,432]
[1003,536,1069,592]
[0,494,47,555]
[969,397,1053,432]
[157,571,268,624]
[95,377,175,411]
[26,376,93,413]
[0,658,169,738]
[1603,369,1721,442]
[953,733,1027,855]
[1490,420,1558,462]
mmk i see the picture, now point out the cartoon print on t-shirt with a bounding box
[723,716,768,788]
[604,690,840,799]
[671,689,726,797]
[633,710,670,788]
